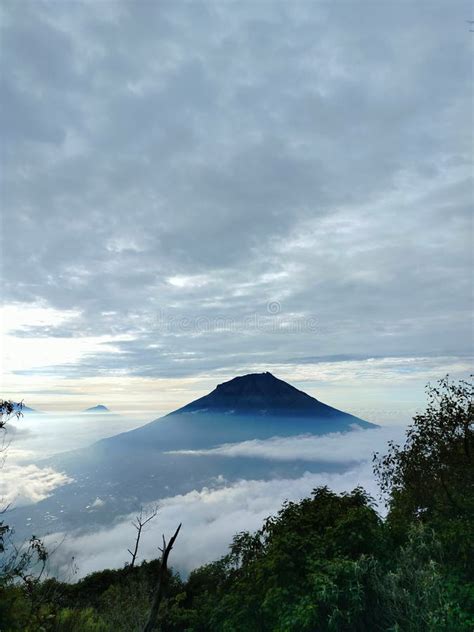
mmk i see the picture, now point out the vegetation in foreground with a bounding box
[0,377,472,631]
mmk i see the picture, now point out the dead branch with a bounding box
[143,523,181,632]
[127,505,159,569]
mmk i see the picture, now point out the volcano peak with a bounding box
[172,372,324,417]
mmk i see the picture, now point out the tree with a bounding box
[0,399,24,429]
[179,487,383,632]
[127,506,159,570]
[143,523,181,632]
[374,376,473,523]
[374,375,474,621]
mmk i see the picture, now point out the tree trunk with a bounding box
[143,523,181,632]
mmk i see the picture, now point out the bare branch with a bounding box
[127,505,159,570]
[143,523,182,632]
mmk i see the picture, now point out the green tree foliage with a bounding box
[163,486,471,632]
[373,376,474,625]
[181,487,382,632]
[374,376,473,524]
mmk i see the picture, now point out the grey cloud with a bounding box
[1,0,472,379]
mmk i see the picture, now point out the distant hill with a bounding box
[83,405,110,413]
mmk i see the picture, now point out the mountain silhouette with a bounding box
[173,372,357,418]
[83,405,110,413]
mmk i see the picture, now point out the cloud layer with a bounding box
[46,460,388,579]
[1,1,472,401]
[168,426,406,463]
[44,424,403,578]
[0,462,72,507]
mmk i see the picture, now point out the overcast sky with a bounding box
[1,0,472,417]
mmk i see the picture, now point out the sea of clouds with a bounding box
[41,425,406,579]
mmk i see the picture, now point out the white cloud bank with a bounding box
[167,426,406,463]
[0,463,73,507]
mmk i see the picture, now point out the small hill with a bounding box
[83,405,110,413]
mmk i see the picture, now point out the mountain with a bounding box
[173,372,368,418]
[10,373,377,539]
[111,372,374,451]
[83,404,110,413]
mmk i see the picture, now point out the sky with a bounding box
[1,0,473,420]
